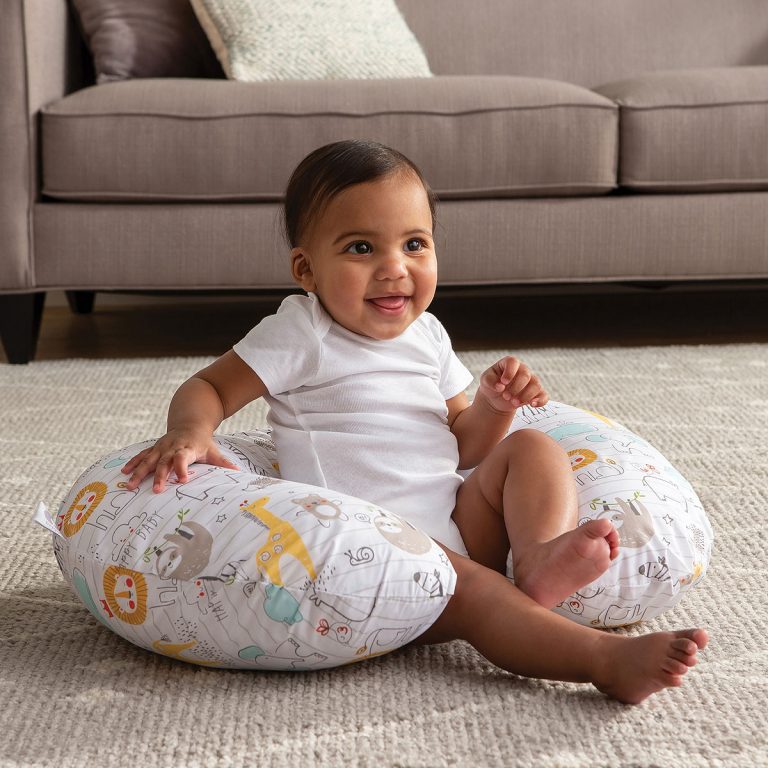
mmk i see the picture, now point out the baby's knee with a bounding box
[501,427,562,459]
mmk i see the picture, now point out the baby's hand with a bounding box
[478,356,549,412]
[120,429,240,493]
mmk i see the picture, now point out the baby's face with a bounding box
[291,170,437,340]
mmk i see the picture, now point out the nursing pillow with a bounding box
[34,433,456,670]
[498,401,713,628]
[33,401,712,669]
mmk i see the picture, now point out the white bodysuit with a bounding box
[232,292,473,554]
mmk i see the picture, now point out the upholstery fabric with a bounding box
[0,0,33,289]
[594,67,768,192]
[397,0,768,87]
[5,0,768,302]
[40,77,617,201]
[189,0,431,82]
[70,0,223,83]
[32,194,768,290]
[1,0,88,290]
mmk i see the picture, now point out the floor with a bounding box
[4,282,768,363]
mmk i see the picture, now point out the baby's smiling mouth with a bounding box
[367,295,409,313]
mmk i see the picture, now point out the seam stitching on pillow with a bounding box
[235,576,448,602]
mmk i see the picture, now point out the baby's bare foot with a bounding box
[593,628,709,705]
[513,519,620,609]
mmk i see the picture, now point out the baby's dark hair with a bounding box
[283,139,438,247]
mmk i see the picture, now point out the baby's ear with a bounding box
[290,248,316,291]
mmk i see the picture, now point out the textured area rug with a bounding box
[1,345,767,767]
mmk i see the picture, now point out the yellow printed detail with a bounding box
[568,448,598,471]
[341,648,393,666]
[62,481,108,537]
[679,562,704,587]
[584,409,615,427]
[152,639,223,666]
[241,497,317,587]
[103,566,148,625]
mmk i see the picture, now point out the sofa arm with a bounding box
[0,0,91,291]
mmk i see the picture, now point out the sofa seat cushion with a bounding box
[595,66,768,192]
[41,77,617,201]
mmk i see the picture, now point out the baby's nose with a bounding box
[376,251,409,279]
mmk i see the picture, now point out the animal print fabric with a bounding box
[502,402,713,627]
[44,432,457,670]
[38,401,713,669]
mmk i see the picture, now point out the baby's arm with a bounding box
[448,356,548,469]
[122,350,268,492]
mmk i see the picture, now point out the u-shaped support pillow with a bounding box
[34,401,712,669]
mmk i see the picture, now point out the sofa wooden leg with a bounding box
[65,290,96,314]
[0,292,46,364]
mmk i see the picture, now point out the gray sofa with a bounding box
[3,0,768,363]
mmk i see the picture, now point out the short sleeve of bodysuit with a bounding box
[232,294,329,395]
[421,312,474,400]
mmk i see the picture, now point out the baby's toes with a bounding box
[607,528,621,557]
[662,672,685,688]
[662,658,691,677]
[669,648,698,667]
[671,637,698,656]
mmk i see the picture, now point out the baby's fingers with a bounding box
[124,449,160,491]
[150,453,181,494]
[121,448,151,475]
[154,448,199,493]
[206,446,241,472]
[492,357,521,392]
[503,368,532,402]
[513,378,547,407]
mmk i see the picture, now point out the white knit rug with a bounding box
[1,345,767,767]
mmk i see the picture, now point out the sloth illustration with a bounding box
[373,510,432,555]
[155,521,213,580]
[594,497,655,549]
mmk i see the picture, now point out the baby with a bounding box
[123,139,707,704]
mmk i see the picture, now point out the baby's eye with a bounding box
[345,241,372,255]
[406,238,425,252]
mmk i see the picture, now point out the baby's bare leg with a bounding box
[452,429,619,607]
[413,546,708,705]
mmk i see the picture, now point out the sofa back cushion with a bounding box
[398,0,768,87]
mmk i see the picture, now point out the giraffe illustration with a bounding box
[241,497,317,586]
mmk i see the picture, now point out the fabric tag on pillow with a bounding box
[32,502,65,539]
